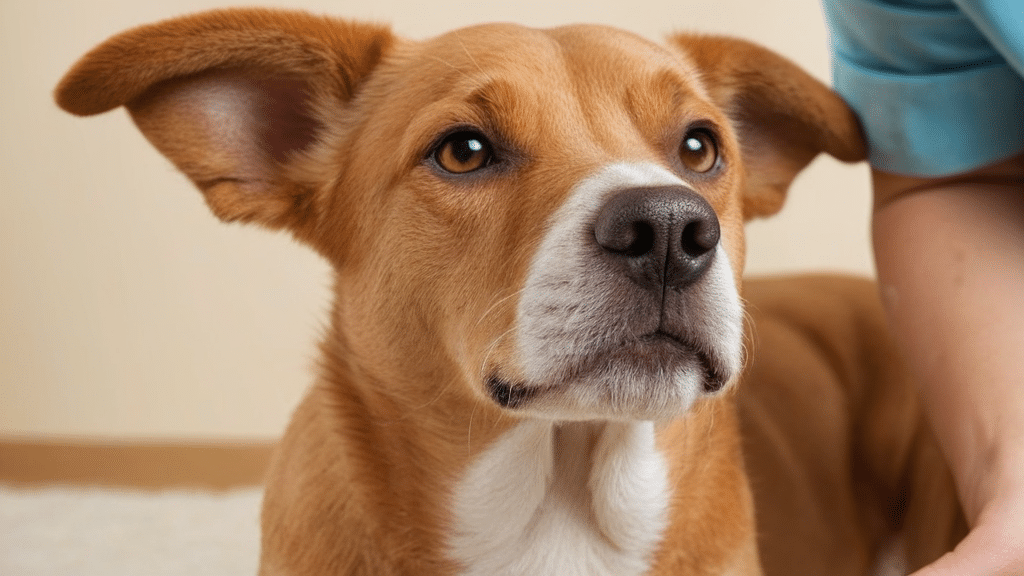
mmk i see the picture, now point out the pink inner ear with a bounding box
[141,70,321,180]
[254,78,321,164]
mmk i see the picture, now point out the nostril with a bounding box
[680,217,720,258]
[623,222,655,256]
[594,210,656,256]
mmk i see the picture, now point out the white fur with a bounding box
[449,420,669,576]
[517,162,688,382]
[448,162,747,574]
[515,162,744,420]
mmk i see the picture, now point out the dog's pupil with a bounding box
[454,138,483,163]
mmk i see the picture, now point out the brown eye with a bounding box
[434,131,493,174]
[679,129,719,173]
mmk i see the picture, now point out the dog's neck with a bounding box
[313,320,757,575]
[448,419,670,576]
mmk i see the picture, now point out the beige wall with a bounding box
[0,0,872,441]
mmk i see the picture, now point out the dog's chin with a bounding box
[488,336,733,421]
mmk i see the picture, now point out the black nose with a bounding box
[594,186,720,289]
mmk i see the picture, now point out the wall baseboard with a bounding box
[0,439,274,489]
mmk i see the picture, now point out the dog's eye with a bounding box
[434,131,494,174]
[679,129,719,173]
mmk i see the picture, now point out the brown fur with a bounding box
[56,8,962,575]
[741,276,966,575]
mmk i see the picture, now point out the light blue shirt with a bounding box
[822,0,1024,176]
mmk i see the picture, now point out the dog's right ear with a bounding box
[55,8,394,236]
[669,35,866,220]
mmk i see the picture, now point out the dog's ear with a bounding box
[669,35,866,219]
[55,8,394,234]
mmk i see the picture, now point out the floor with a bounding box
[1,484,263,576]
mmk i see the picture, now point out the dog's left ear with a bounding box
[670,35,866,219]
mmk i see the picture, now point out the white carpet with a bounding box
[0,485,262,576]
[1,484,910,576]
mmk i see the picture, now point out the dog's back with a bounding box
[741,275,966,575]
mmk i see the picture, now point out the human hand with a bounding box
[911,484,1024,576]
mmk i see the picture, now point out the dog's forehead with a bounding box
[396,23,708,98]
[367,23,721,168]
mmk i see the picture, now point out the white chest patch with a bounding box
[448,420,670,576]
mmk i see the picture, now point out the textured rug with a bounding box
[0,485,262,576]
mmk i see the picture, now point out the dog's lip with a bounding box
[486,375,545,409]
[488,330,728,409]
[629,330,728,393]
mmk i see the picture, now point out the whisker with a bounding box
[474,287,524,330]
[478,324,519,383]
[423,54,489,91]
[454,31,486,76]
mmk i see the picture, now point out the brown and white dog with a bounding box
[56,9,965,576]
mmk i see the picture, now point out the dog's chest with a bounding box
[448,421,670,576]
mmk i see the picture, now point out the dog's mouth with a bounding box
[487,330,729,413]
[625,331,728,391]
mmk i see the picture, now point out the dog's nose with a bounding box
[594,186,720,289]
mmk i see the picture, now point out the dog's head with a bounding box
[57,9,864,422]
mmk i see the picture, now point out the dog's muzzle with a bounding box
[504,168,742,420]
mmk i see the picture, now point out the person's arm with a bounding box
[872,153,1024,576]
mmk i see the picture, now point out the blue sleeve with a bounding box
[822,0,1024,177]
